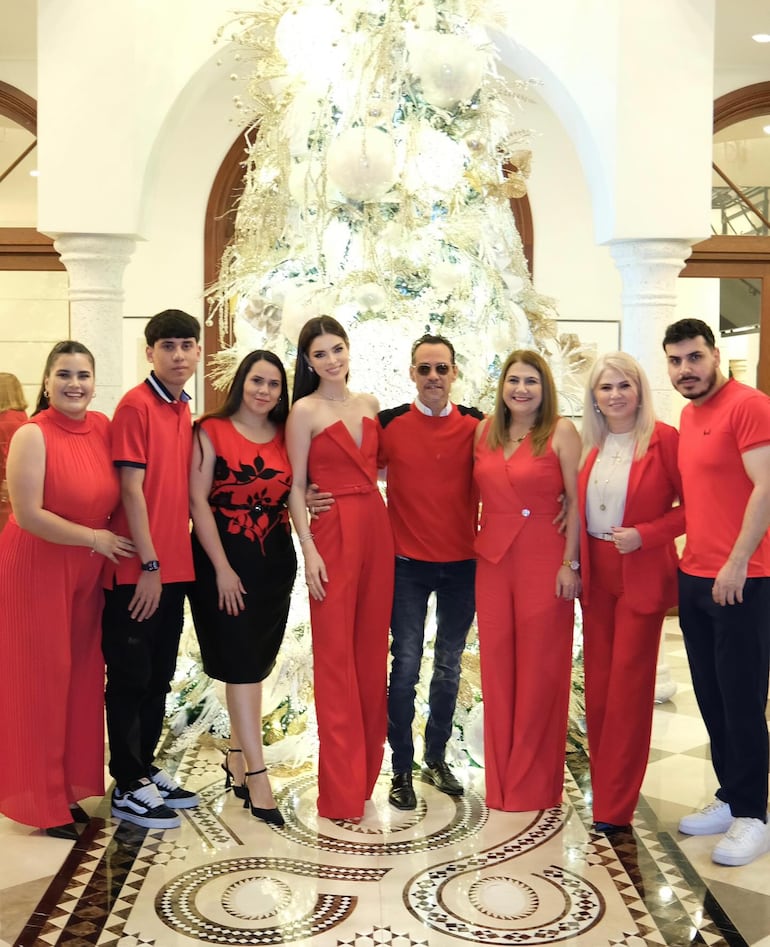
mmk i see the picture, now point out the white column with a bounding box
[52,234,137,415]
[609,237,695,703]
[609,238,695,416]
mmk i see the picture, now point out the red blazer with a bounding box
[578,421,685,615]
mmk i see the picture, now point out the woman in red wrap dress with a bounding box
[286,316,394,822]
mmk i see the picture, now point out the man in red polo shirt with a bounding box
[664,317,770,867]
[102,309,201,829]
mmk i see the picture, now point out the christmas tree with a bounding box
[171,0,589,765]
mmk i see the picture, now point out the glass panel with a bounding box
[712,115,770,236]
[675,277,761,389]
[720,278,760,388]
[0,116,36,227]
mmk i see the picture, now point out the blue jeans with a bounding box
[387,557,476,772]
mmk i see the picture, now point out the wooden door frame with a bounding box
[682,81,770,392]
[0,82,63,271]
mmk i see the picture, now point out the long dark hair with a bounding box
[33,340,95,416]
[199,350,289,427]
[292,315,350,402]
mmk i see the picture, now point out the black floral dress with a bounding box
[189,417,297,683]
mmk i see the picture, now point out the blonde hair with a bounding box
[486,349,558,457]
[581,352,655,461]
[0,373,27,412]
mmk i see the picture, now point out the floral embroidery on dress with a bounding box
[210,453,291,553]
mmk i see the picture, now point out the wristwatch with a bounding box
[141,560,160,572]
[562,559,580,571]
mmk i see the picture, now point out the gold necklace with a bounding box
[593,435,634,511]
[508,426,533,445]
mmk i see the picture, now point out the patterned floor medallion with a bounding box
[12,740,753,947]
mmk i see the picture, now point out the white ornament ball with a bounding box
[327,127,398,202]
[409,32,484,108]
[355,282,387,311]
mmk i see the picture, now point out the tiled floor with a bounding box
[2,619,770,947]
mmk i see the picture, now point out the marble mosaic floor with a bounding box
[2,620,770,947]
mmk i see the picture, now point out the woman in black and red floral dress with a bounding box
[189,350,296,826]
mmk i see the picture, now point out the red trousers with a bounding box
[582,537,666,825]
[310,491,393,820]
[476,527,574,811]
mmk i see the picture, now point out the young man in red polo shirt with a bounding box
[664,318,770,867]
[102,309,201,829]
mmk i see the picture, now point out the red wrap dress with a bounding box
[0,408,119,829]
[473,432,574,812]
[307,418,394,820]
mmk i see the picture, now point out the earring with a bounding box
[308,366,315,374]
[593,402,601,414]
[44,389,49,398]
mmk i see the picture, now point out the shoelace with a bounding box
[151,770,177,791]
[131,782,165,808]
[700,799,727,815]
[724,818,759,841]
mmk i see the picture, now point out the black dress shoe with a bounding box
[45,822,79,841]
[593,821,632,834]
[422,760,463,796]
[389,772,417,810]
[69,803,90,824]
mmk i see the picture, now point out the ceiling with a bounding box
[1,0,769,226]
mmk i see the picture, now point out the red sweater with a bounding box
[377,402,483,561]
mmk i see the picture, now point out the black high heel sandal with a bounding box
[243,768,285,827]
[222,748,248,800]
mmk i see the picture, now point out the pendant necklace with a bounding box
[593,433,634,511]
[508,425,533,446]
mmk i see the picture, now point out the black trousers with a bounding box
[102,582,187,789]
[678,570,770,820]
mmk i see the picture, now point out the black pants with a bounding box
[678,570,770,820]
[102,582,187,788]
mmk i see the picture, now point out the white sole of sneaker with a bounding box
[712,847,769,867]
[111,807,181,830]
[678,814,733,836]
[162,796,201,810]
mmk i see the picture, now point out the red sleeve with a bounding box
[733,393,770,454]
[111,402,148,467]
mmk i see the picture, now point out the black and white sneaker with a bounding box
[150,767,200,809]
[111,778,181,829]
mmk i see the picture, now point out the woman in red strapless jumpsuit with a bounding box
[287,316,394,822]
[0,342,134,839]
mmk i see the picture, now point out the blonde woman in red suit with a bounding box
[578,352,684,833]
[286,315,394,822]
[473,350,581,811]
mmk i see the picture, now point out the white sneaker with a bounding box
[712,817,770,866]
[678,797,733,836]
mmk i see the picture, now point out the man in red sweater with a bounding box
[377,334,483,809]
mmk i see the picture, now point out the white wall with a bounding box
[10,0,735,400]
